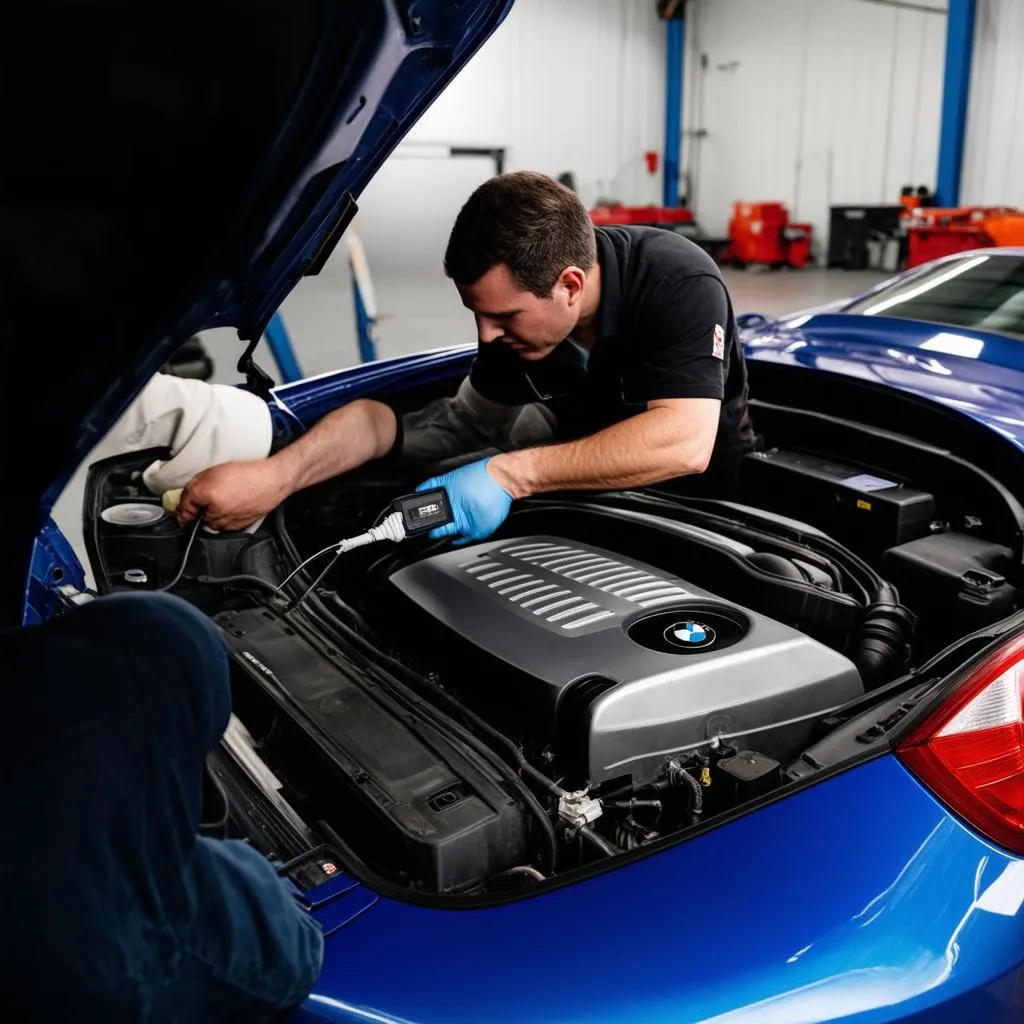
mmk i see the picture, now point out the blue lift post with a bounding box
[260,230,379,381]
[263,311,304,384]
[935,0,977,208]
[351,274,378,364]
[663,9,685,209]
[346,230,379,363]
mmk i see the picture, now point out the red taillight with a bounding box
[898,635,1024,855]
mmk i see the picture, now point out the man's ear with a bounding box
[558,266,588,307]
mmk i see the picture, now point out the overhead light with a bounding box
[861,256,990,316]
[920,332,985,359]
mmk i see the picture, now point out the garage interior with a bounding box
[194,0,1017,382]
[54,0,1021,562]
[15,0,1024,1014]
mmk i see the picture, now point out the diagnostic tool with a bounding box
[279,487,455,610]
[391,488,452,537]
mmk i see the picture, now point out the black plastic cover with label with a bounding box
[743,449,935,556]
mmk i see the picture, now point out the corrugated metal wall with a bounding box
[961,0,1024,206]
[683,0,946,250]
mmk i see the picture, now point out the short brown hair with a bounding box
[444,171,597,297]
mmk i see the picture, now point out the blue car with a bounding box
[12,2,1024,1022]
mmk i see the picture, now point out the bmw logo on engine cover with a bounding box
[666,620,716,650]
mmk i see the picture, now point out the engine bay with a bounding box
[388,535,862,786]
[80,395,1024,899]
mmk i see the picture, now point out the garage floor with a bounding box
[52,264,889,585]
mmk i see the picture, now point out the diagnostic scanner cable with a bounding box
[279,488,453,611]
[158,508,206,592]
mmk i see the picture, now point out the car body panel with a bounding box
[742,312,1024,454]
[270,345,477,429]
[287,756,1023,1023]
[22,518,88,626]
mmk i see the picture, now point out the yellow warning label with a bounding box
[856,499,872,511]
[700,766,712,787]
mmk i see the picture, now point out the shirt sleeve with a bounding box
[633,272,731,403]
[468,341,536,405]
[395,377,556,469]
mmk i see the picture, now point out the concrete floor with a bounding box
[52,260,889,585]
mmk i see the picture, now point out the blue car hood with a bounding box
[744,313,1024,451]
[1,0,512,622]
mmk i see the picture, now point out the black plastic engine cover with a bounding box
[388,535,862,786]
[216,605,528,894]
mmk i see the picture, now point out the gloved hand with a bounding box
[416,458,513,545]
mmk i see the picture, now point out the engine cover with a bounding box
[389,536,863,785]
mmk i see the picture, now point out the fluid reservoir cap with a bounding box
[101,503,166,528]
[123,569,149,585]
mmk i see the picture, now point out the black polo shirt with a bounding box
[469,225,754,493]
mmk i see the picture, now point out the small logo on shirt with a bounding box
[712,324,725,360]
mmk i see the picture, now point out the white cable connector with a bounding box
[276,512,408,594]
[337,511,406,553]
[275,486,453,610]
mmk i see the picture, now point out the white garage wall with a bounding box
[682,0,947,250]
[961,0,1024,206]
[348,0,667,355]
[398,0,667,208]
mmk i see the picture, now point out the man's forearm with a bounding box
[272,399,397,494]
[487,402,715,499]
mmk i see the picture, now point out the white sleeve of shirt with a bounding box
[99,372,273,495]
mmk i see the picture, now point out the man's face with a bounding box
[457,263,584,361]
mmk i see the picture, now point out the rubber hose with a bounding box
[852,583,916,687]
[578,824,619,857]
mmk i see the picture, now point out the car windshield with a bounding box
[843,252,1024,340]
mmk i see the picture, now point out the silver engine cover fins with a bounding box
[388,536,863,786]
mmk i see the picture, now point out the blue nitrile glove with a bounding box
[416,457,513,545]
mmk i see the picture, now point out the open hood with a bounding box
[0,0,512,623]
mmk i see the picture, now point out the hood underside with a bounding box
[0,0,512,624]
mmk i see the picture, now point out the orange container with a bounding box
[979,212,1024,247]
[727,203,811,267]
[728,202,788,264]
[904,205,1024,268]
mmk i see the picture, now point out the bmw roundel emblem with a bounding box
[666,620,716,649]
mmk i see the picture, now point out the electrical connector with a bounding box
[336,510,406,553]
[278,488,454,611]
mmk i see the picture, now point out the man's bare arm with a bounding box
[274,399,397,493]
[487,398,719,498]
[177,398,396,530]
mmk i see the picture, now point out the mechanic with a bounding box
[0,591,324,1020]
[178,170,755,543]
